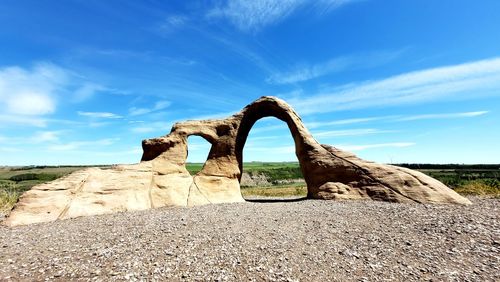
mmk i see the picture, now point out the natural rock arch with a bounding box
[5,96,471,226]
[234,97,312,184]
[142,96,470,204]
[186,134,214,172]
[140,97,317,204]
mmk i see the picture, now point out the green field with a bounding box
[1,163,499,213]
[187,161,302,182]
[188,162,500,197]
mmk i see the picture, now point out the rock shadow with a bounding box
[244,196,308,203]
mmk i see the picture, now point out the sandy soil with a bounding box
[0,197,498,281]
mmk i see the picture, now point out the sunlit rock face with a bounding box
[142,96,470,205]
[4,96,471,227]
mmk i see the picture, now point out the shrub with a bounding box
[9,173,61,182]
[454,180,500,197]
[0,188,19,213]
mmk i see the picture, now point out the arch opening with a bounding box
[186,135,212,176]
[239,117,307,200]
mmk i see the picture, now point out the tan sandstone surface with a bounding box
[4,96,471,226]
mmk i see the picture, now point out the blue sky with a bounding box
[1,0,499,165]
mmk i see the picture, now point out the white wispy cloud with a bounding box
[313,128,395,137]
[0,62,68,116]
[77,111,123,119]
[337,142,415,151]
[197,29,278,74]
[130,121,172,134]
[289,57,500,115]
[306,117,393,129]
[395,111,489,121]
[0,62,112,128]
[0,131,62,144]
[80,48,149,59]
[306,110,489,129]
[159,15,188,33]
[73,83,107,102]
[187,110,238,120]
[207,0,352,32]
[0,114,48,127]
[268,50,405,84]
[130,127,156,134]
[89,147,143,157]
[0,114,83,128]
[47,138,119,151]
[87,122,113,128]
[31,131,60,143]
[129,100,171,116]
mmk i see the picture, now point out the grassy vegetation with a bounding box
[417,169,499,187]
[0,180,19,213]
[187,162,306,198]
[454,180,500,197]
[245,163,302,183]
[187,161,303,182]
[408,166,499,198]
[241,183,307,198]
[185,163,204,175]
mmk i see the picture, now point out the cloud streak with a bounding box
[242,141,415,155]
[306,117,392,129]
[130,121,172,134]
[129,100,171,116]
[31,131,61,143]
[268,50,405,84]
[395,111,488,121]
[78,111,123,119]
[313,128,395,137]
[207,0,352,32]
[159,15,188,34]
[73,83,107,102]
[47,138,119,151]
[0,114,83,128]
[306,110,489,129]
[187,110,238,120]
[289,57,500,114]
[337,142,415,151]
[0,131,62,144]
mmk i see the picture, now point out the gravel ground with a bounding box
[0,197,498,281]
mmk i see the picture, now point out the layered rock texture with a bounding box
[4,96,470,226]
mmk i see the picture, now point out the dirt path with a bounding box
[1,197,498,281]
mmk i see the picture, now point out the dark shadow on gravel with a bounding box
[245,197,308,203]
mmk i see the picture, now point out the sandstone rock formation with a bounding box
[4,96,471,226]
[142,96,470,205]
